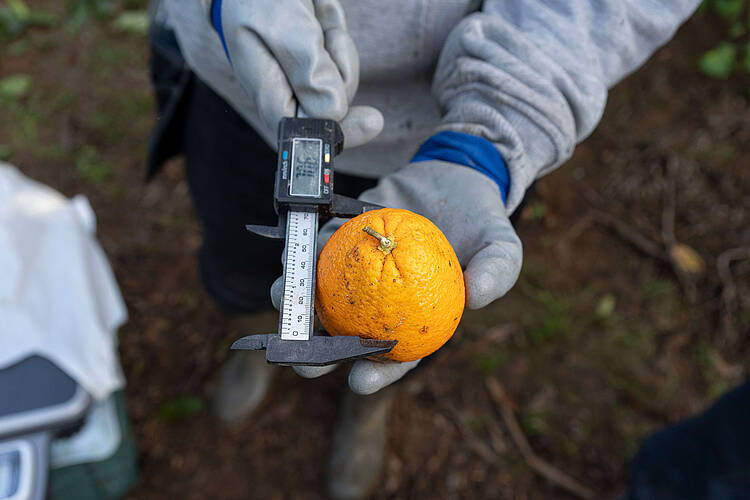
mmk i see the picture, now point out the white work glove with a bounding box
[169,0,383,148]
[273,160,523,394]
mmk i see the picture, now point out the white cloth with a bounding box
[0,163,127,401]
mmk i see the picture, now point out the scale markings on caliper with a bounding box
[231,116,397,366]
[281,210,317,341]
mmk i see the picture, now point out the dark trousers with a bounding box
[148,27,376,313]
[628,381,750,500]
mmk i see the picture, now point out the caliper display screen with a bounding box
[289,138,322,197]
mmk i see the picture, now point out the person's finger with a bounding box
[293,364,339,378]
[314,0,358,102]
[348,359,421,395]
[270,276,284,311]
[463,221,522,309]
[340,106,384,148]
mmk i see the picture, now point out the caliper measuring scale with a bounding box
[230,116,397,366]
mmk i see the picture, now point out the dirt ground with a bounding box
[1,3,748,499]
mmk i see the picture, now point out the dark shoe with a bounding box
[326,387,393,500]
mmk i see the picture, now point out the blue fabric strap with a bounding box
[210,0,231,63]
[412,131,510,204]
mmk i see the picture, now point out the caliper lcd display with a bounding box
[289,138,322,197]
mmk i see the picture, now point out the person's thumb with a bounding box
[463,217,523,310]
[347,359,421,395]
[339,105,384,149]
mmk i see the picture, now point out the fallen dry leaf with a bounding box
[669,243,706,275]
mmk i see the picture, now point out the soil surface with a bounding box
[1,3,748,499]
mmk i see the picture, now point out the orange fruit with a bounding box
[315,208,465,362]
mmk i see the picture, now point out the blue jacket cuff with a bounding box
[411,131,510,204]
[210,0,231,63]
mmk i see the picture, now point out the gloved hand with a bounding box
[272,159,523,394]
[173,0,383,148]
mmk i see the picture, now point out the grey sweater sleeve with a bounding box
[433,0,700,212]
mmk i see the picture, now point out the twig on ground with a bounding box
[710,351,744,381]
[590,210,665,260]
[485,377,596,500]
[670,260,699,304]
[563,213,595,242]
[660,156,701,302]
[439,403,498,464]
[575,180,607,208]
[576,172,703,302]
[717,246,750,341]
[556,214,595,265]
[487,419,509,455]
[661,156,678,248]
[574,179,665,260]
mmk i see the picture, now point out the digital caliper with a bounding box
[230,117,397,366]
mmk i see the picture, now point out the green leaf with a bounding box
[0,7,25,37]
[7,0,30,21]
[158,396,203,422]
[8,39,30,56]
[475,351,508,375]
[27,10,55,27]
[730,21,746,38]
[113,10,148,35]
[67,0,115,32]
[743,42,750,73]
[699,42,737,78]
[713,0,745,18]
[595,294,616,319]
[0,144,12,161]
[122,0,149,8]
[0,74,31,100]
[75,146,111,184]
[530,201,546,220]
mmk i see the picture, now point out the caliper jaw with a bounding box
[245,195,383,240]
[245,211,286,240]
[325,194,383,219]
[231,334,397,366]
